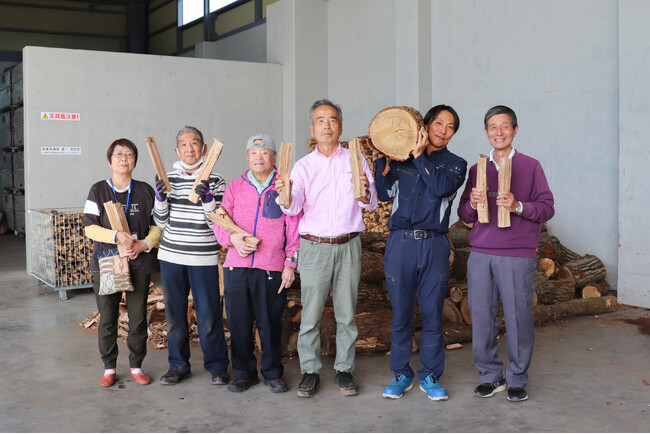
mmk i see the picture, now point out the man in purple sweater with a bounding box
[457,105,554,402]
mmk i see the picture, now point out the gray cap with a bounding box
[246,134,276,153]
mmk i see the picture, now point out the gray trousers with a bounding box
[467,251,537,388]
[296,236,361,374]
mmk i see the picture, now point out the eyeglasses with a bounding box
[112,153,136,160]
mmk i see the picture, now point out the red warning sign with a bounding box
[41,112,81,121]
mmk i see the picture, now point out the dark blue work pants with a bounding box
[224,267,287,381]
[160,260,229,374]
[384,230,450,381]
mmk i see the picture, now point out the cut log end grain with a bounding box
[368,106,423,161]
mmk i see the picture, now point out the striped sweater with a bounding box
[154,162,226,266]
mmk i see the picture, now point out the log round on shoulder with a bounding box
[368,106,424,161]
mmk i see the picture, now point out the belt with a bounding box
[301,232,359,245]
[399,229,440,240]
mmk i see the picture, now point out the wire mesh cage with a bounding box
[28,208,93,291]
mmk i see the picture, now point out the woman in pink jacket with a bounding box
[214,134,300,393]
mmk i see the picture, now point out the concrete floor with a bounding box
[0,233,648,433]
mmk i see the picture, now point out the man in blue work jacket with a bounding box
[375,105,467,402]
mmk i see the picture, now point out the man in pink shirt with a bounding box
[275,99,378,398]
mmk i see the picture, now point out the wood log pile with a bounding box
[30,209,93,288]
[80,136,617,357]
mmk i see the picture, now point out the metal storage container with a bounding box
[29,208,94,300]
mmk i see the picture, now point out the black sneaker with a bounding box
[160,369,192,385]
[297,373,320,398]
[211,370,230,385]
[474,378,507,398]
[227,377,260,392]
[507,387,528,402]
[334,371,358,396]
[264,378,289,393]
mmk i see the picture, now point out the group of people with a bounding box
[82,98,554,403]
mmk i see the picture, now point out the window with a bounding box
[179,0,240,26]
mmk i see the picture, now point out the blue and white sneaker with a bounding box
[419,374,448,401]
[382,374,413,399]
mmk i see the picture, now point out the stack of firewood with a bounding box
[80,285,211,349]
[30,209,93,288]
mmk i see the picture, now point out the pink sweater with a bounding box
[214,170,300,271]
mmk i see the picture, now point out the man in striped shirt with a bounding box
[153,125,230,386]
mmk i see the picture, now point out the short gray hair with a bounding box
[176,126,204,145]
[309,99,343,126]
[484,106,518,130]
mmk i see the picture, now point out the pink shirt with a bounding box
[281,144,378,236]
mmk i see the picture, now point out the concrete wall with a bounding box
[194,23,268,63]
[618,0,650,308]
[22,46,281,272]
[431,0,620,287]
[267,0,649,306]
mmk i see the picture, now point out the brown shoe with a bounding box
[131,371,151,385]
[98,373,116,387]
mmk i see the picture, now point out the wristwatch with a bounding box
[515,201,523,215]
[286,252,298,264]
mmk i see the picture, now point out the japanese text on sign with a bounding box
[41,112,81,121]
[41,147,82,155]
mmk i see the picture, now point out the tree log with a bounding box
[448,220,471,249]
[535,271,555,305]
[360,250,385,284]
[460,295,471,325]
[450,247,471,280]
[368,106,423,161]
[548,265,576,303]
[564,254,606,289]
[537,233,562,262]
[537,257,558,279]
[442,298,463,324]
[581,285,601,298]
[439,296,618,345]
[449,281,468,304]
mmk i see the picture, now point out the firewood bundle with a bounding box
[30,209,93,288]
[80,285,223,350]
